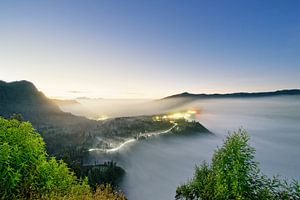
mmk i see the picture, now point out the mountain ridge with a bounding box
[162,89,300,100]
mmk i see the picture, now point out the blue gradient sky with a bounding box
[0,0,299,99]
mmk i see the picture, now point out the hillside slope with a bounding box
[163,89,300,100]
[0,80,96,152]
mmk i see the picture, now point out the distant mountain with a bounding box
[0,80,89,123]
[0,80,61,117]
[163,89,300,100]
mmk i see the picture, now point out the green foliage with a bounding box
[0,117,46,199]
[9,113,24,122]
[51,145,125,188]
[38,184,126,200]
[0,117,125,199]
[51,145,87,177]
[91,184,126,200]
[84,161,125,189]
[176,129,300,200]
[211,130,258,199]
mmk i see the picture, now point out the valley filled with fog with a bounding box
[59,96,300,200]
[58,97,197,119]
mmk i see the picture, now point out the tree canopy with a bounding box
[0,117,125,200]
[176,129,300,200]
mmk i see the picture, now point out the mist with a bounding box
[82,96,300,200]
[57,97,197,119]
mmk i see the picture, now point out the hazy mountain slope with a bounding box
[0,80,96,152]
[0,80,61,117]
[163,89,300,100]
[0,80,89,124]
[0,80,210,155]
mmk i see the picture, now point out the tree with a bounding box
[0,117,126,199]
[9,113,24,122]
[176,129,300,200]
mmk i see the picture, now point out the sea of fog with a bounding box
[62,96,300,200]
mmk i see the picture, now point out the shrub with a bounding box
[176,129,300,200]
[0,117,48,199]
[0,117,125,199]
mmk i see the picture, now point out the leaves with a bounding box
[0,117,126,199]
[176,129,300,200]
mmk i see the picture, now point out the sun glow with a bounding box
[97,115,109,121]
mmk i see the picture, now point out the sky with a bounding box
[0,0,299,99]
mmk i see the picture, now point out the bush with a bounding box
[85,161,125,189]
[176,129,300,200]
[0,117,125,199]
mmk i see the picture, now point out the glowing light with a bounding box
[88,138,136,152]
[97,115,109,121]
[170,113,183,119]
[184,113,191,118]
[187,110,197,114]
[153,116,161,121]
[153,109,198,122]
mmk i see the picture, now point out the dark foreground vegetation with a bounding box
[176,129,300,200]
[172,119,210,135]
[0,117,126,199]
[83,161,125,189]
[50,144,125,188]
